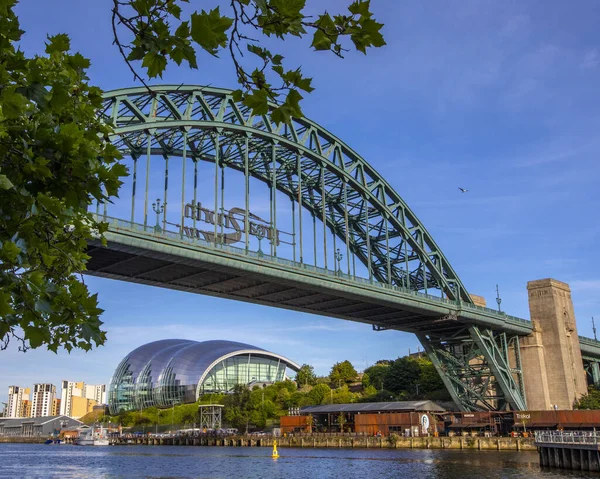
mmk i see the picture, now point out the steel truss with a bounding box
[583,357,600,386]
[100,86,470,302]
[198,404,223,431]
[418,326,527,411]
[99,85,529,411]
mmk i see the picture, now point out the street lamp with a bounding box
[335,248,343,276]
[255,229,265,257]
[152,198,165,233]
[495,284,502,313]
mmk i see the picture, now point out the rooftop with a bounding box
[300,400,444,414]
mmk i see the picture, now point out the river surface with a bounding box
[0,443,595,479]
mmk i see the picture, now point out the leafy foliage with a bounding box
[1,0,383,353]
[329,359,358,387]
[0,1,126,352]
[102,356,451,430]
[362,363,388,390]
[295,363,317,386]
[112,0,385,124]
[574,386,600,410]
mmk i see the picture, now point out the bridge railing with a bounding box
[535,431,600,445]
[93,214,531,327]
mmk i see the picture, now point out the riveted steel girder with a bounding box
[418,326,527,411]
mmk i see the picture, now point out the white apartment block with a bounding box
[59,381,83,416]
[31,384,56,418]
[60,381,107,417]
[84,384,107,405]
[6,386,30,418]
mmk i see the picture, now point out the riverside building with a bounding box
[6,386,30,418]
[60,381,107,419]
[31,384,56,418]
[108,339,300,414]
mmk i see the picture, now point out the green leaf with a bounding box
[231,89,244,102]
[242,88,270,116]
[0,173,13,190]
[2,241,21,262]
[190,7,233,56]
[311,29,332,51]
[142,51,167,78]
[0,292,15,316]
[349,0,372,17]
[34,299,52,314]
[24,326,46,349]
[45,33,71,54]
[0,87,28,119]
[271,89,303,125]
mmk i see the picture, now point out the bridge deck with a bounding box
[86,217,534,336]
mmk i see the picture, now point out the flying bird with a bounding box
[458,187,469,193]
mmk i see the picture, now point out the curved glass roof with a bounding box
[108,339,300,413]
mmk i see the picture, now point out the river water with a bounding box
[0,443,595,478]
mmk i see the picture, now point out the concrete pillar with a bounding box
[520,322,552,410]
[524,279,587,410]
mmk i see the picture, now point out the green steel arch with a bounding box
[99,85,471,303]
[94,85,533,412]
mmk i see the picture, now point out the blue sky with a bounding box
[2,0,600,405]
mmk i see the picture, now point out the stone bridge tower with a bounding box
[520,279,587,410]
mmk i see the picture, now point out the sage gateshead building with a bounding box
[108,339,300,414]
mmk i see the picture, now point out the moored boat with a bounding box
[76,426,110,446]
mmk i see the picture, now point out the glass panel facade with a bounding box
[200,354,287,393]
[108,340,298,414]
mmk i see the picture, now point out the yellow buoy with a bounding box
[272,439,279,458]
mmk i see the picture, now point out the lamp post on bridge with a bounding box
[256,229,265,258]
[496,284,502,313]
[152,198,165,233]
[335,248,343,276]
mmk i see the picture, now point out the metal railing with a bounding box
[535,431,600,445]
[92,214,532,328]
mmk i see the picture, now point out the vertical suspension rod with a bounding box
[343,180,350,275]
[244,136,249,252]
[272,143,277,257]
[213,133,219,246]
[365,203,372,281]
[163,154,169,231]
[297,153,303,264]
[144,132,151,227]
[180,131,187,232]
[321,165,327,269]
[131,156,137,224]
[385,216,391,285]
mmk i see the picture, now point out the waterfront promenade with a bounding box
[534,431,600,471]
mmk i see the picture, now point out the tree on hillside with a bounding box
[295,364,317,387]
[223,384,252,432]
[0,0,385,352]
[362,363,389,390]
[305,383,332,405]
[574,386,600,410]
[329,360,358,387]
[383,357,421,395]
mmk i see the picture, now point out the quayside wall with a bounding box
[0,435,536,451]
[111,435,536,451]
